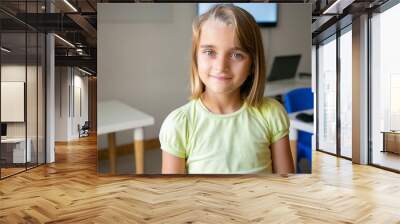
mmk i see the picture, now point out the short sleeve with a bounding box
[264,98,290,144]
[159,109,188,158]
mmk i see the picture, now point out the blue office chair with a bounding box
[284,87,313,113]
[296,131,312,173]
[284,87,313,173]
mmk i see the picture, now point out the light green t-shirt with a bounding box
[159,97,290,174]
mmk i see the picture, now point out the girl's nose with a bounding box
[213,55,228,73]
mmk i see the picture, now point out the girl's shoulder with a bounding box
[256,98,290,143]
[162,100,196,125]
[248,97,289,129]
[257,97,287,115]
[159,101,196,156]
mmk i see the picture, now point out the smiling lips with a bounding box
[210,75,232,81]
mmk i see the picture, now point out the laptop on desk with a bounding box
[267,55,301,82]
[295,112,314,123]
[264,55,310,97]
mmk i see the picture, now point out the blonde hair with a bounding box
[190,4,266,107]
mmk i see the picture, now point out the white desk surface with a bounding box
[1,138,29,143]
[98,100,155,135]
[288,109,314,133]
[264,78,311,97]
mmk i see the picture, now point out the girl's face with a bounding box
[197,19,251,97]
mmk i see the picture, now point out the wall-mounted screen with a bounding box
[1,82,25,122]
[198,3,278,27]
[1,123,6,137]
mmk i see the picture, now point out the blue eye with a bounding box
[231,52,243,60]
[203,50,215,56]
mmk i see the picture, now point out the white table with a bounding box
[98,100,155,174]
[264,78,311,97]
[1,138,32,163]
[288,109,314,140]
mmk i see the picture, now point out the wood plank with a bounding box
[0,135,400,223]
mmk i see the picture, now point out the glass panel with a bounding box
[38,32,45,165]
[371,3,400,171]
[1,31,27,178]
[27,31,38,169]
[339,28,352,158]
[25,0,38,169]
[0,1,46,179]
[317,36,337,154]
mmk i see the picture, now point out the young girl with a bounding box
[159,4,294,174]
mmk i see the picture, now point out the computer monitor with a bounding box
[1,123,7,137]
[267,55,301,81]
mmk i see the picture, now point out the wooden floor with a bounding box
[1,163,46,178]
[1,136,400,223]
[372,151,400,171]
[1,167,26,178]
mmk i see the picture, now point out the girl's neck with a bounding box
[201,90,243,114]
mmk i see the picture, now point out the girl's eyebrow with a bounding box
[199,45,245,51]
[199,44,215,49]
[231,47,245,52]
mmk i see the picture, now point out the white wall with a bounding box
[1,65,37,138]
[1,65,26,81]
[77,74,89,123]
[55,67,89,141]
[1,66,25,125]
[1,64,46,164]
[97,3,311,148]
[55,67,69,141]
[1,82,25,122]
[263,4,311,76]
[73,73,89,138]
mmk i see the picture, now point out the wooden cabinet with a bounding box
[382,131,400,154]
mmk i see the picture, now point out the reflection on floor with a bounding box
[0,162,42,179]
[372,150,400,171]
[0,167,25,178]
